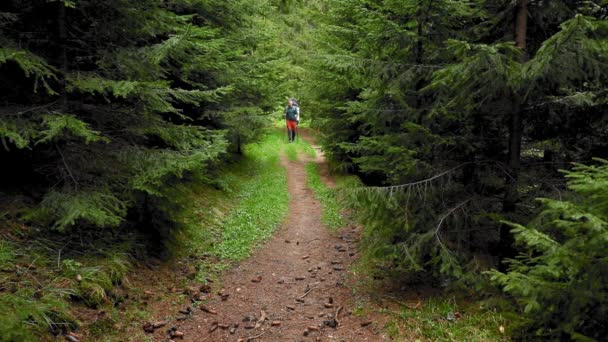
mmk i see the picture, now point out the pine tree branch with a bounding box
[434,200,470,255]
[0,101,58,117]
[351,162,472,193]
[55,144,79,190]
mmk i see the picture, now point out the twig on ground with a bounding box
[299,283,320,299]
[335,306,343,326]
[247,331,266,341]
[254,310,267,329]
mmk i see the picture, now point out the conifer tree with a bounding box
[304,0,608,282]
[0,0,284,241]
[490,159,608,340]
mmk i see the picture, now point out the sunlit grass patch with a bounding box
[210,129,289,262]
[283,135,316,161]
[380,295,510,341]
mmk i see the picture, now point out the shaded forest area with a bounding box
[1,0,608,341]
[0,0,299,340]
[299,0,608,340]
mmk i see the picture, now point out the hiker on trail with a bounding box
[284,98,300,143]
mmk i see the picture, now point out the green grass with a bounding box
[272,118,316,161]
[305,163,345,231]
[284,135,316,161]
[209,129,289,262]
[379,295,510,341]
[163,127,292,283]
[0,240,78,342]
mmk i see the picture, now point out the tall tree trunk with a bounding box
[236,131,242,155]
[504,0,528,211]
[503,98,523,212]
[58,2,68,109]
[514,0,528,51]
[499,0,527,268]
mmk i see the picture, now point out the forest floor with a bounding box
[155,130,387,341]
[70,128,509,342]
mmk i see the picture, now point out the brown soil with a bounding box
[157,132,388,341]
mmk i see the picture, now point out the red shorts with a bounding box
[286,120,297,131]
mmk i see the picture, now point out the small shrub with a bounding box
[490,159,608,340]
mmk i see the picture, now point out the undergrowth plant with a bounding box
[490,159,608,340]
[0,241,76,341]
[379,295,510,341]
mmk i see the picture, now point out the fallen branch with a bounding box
[299,283,320,299]
[254,310,267,329]
[247,331,266,341]
[335,306,343,326]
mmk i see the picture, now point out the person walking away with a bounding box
[284,98,300,142]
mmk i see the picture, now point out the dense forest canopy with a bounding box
[303,0,607,275]
[1,0,607,340]
[0,0,296,239]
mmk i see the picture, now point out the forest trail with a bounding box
[174,131,386,341]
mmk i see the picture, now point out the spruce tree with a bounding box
[304,0,608,282]
[0,0,283,239]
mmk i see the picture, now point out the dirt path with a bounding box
[173,133,386,341]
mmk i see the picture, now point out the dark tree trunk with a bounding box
[514,0,528,52]
[503,99,523,212]
[503,0,528,212]
[236,132,242,155]
[58,2,68,109]
[499,0,528,268]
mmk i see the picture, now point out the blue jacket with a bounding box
[284,105,300,121]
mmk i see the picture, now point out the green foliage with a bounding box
[523,15,608,94]
[60,254,131,306]
[30,190,127,232]
[301,0,608,289]
[0,291,75,342]
[38,114,108,144]
[0,118,38,149]
[0,242,76,341]
[0,0,295,234]
[0,2,300,338]
[490,160,608,340]
[0,47,57,94]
